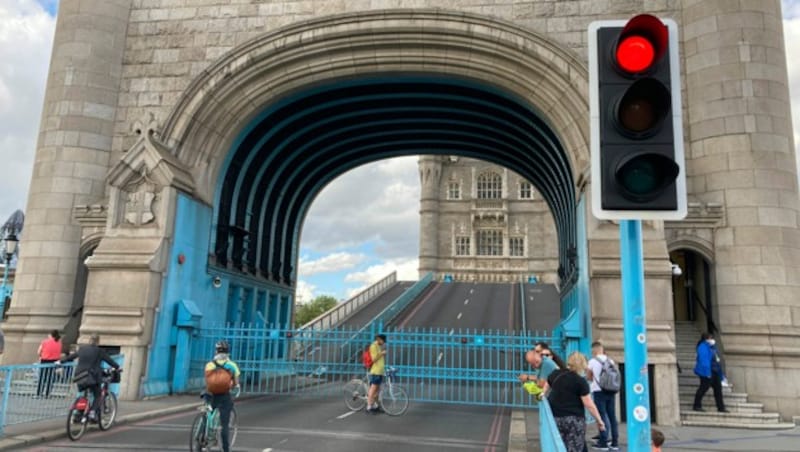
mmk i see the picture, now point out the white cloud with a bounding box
[294,280,316,305]
[343,258,420,297]
[298,251,367,276]
[0,1,56,220]
[300,156,420,260]
[785,5,800,183]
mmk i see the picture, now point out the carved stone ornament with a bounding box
[122,167,159,226]
[106,114,195,228]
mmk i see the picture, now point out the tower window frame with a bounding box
[477,172,502,199]
[477,229,503,256]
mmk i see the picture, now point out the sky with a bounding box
[1,0,799,302]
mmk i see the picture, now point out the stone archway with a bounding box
[86,9,603,401]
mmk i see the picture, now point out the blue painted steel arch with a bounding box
[213,76,578,290]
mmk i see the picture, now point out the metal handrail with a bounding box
[539,398,567,451]
[519,282,527,333]
[299,271,397,331]
[691,288,718,334]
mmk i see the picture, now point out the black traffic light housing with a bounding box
[590,15,686,220]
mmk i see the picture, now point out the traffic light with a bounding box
[589,15,686,220]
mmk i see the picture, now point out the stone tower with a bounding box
[417,156,559,283]
[3,1,130,360]
[679,0,800,416]
[418,155,442,277]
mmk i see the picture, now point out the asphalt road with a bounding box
[392,282,519,331]
[340,281,415,328]
[23,392,511,452]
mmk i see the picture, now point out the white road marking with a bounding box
[263,449,273,452]
[437,352,444,363]
[470,289,474,294]
[464,299,469,305]
[449,329,454,336]
[457,312,463,320]
[336,410,357,419]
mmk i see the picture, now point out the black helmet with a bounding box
[215,340,230,353]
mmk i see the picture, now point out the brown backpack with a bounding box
[205,361,233,394]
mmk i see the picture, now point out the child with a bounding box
[651,428,665,452]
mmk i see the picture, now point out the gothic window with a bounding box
[477,229,503,256]
[510,237,525,257]
[519,181,533,199]
[448,182,461,200]
[477,172,502,199]
[455,236,470,256]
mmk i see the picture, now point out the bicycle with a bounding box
[343,366,409,416]
[65,367,121,441]
[190,385,240,452]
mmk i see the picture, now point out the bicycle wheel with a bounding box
[66,407,87,441]
[343,379,367,411]
[216,408,238,448]
[189,413,207,452]
[379,384,409,416]
[98,392,118,430]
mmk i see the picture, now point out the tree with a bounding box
[294,295,338,327]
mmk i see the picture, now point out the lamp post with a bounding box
[0,231,19,317]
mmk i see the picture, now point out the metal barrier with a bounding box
[190,324,560,408]
[299,271,397,331]
[0,354,124,436]
[539,397,568,452]
[364,272,434,334]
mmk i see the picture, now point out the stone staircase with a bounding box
[675,321,795,429]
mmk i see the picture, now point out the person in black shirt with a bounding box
[545,352,605,452]
[59,334,120,422]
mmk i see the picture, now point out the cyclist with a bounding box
[204,340,240,452]
[59,334,120,422]
[366,333,387,413]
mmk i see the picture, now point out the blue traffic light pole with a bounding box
[620,219,651,452]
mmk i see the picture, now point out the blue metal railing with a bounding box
[539,397,568,452]
[190,324,560,408]
[519,282,527,333]
[0,354,124,436]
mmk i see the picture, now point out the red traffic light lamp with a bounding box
[614,14,668,74]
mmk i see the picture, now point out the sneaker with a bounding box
[591,444,609,451]
[692,407,705,412]
[609,445,620,451]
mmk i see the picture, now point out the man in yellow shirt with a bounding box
[366,334,387,413]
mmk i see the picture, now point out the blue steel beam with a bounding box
[213,77,577,290]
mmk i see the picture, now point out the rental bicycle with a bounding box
[189,386,240,452]
[66,368,121,441]
[343,366,409,416]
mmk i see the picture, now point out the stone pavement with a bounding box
[0,395,199,451]
[514,409,800,452]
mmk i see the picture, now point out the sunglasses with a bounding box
[541,353,552,357]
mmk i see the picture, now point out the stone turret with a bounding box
[418,156,442,277]
[3,0,130,363]
[681,0,800,418]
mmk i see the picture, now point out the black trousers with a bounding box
[36,360,58,397]
[210,393,234,452]
[693,373,725,411]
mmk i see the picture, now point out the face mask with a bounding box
[707,339,716,346]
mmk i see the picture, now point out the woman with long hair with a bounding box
[546,352,605,452]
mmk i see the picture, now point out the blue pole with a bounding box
[619,220,651,452]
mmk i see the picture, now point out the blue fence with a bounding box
[539,398,568,452]
[0,354,124,436]
[190,324,560,408]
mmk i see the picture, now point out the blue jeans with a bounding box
[593,391,618,446]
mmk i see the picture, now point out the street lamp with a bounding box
[0,231,19,317]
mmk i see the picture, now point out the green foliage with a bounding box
[294,295,338,327]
